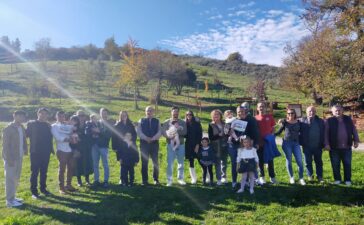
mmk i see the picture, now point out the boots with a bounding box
[189,167,197,184]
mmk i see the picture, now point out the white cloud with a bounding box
[161,10,309,66]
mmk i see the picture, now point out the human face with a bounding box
[171,109,179,120]
[237,107,247,119]
[306,107,316,118]
[257,103,265,114]
[14,114,26,124]
[287,110,296,120]
[145,107,154,118]
[100,110,108,120]
[186,112,193,121]
[120,112,128,122]
[37,110,48,122]
[57,113,66,123]
[201,139,209,147]
[212,112,221,123]
[243,139,252,148]
[332,107,343,117]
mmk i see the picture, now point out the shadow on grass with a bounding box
[23,183,364,225]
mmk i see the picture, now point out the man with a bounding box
[325,105,360,186]
[228,104,260,188]
[137,106,162,185]
[51,111,76,194]
[26,108,54,199]
[92,108,112,187]
[162,107,187,186]
[300,106,325,182]
[2,110,27,207]
[255,102,277,184]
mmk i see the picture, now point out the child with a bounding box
[224,110,238,144]
[88,114,100,139]
[166,120,180,151]
[236,136,259,194]
[118,133,139,186]
[198,137,215,186]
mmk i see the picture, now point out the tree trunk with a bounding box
[134,86,139,110]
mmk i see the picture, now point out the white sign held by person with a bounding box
[231,120,248,132]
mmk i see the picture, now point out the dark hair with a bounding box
[118,111,132,125]
[286,108,297,119]
[13,110,26,116]
[171,106,179,112]
[70,115,80,129]
[56,111,65,117]
[185,110,196,123]
[37,107,49,114]
[201,137,210,143]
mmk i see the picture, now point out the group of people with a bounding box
[2,103,360,207]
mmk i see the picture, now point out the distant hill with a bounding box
[180,55,280,79]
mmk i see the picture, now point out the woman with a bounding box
[74,111,93,186]
[112,111,138,186]
[184,110,203,184]
[275,108,305,185]
[208,109,228,185]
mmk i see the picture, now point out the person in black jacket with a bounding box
[185,110,203,184]
[324,105,360,185]
[91,108,112,188]
[300,106,325,182]
[26,108,54,199]
[112,111,139,186]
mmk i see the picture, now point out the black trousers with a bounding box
[199,161,213,184]
[140,141,159,183]
[120,164,135,185]
[257,146,275,178]
[30,152,51,194]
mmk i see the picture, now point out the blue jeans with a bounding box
[303,147,323,179]
[92,144,109,183]
[282,140,304,179]
[228,143,238,183]
[329,149,352,182]
[166,144,185,182]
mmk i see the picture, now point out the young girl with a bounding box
[198,137,215,186]
[236,136,259,194]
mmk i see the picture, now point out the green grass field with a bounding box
[0,140,363,225]
[0,60,363,224]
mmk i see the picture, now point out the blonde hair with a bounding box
[210,109,223,121]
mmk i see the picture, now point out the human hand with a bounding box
[353,142,359,149]
[194,145,199,153]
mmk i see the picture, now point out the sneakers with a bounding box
[258,177,266,185]
[232,182,237,189]
[236,188,244,193]
[249,189,254,194]
[177,179,186,185]
[6,200,22,208]
[289,177,295,184]
[345,181,352,186]
[41,189,51,196]
[299,179,306,186]
[31,193,39,199]
[270,177,277,184]
[221,178,227,184]
[206,176,210,183]
[102,182,109,188]
[14,197,23,202]
[59,188,66,195]
[166,180,173,187]
[216,180,223,186]
[154,180,160,185]
[333,180,341,185]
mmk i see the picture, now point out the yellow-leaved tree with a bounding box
[116,38,147,110]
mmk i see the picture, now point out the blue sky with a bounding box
[0,0,309,66]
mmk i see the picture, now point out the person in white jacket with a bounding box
[51,111,76,194]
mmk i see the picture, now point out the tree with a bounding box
[226,52,244,63]
[282,0,364,103]
[104,36,120,61]
[34,38,51,70]
[116,38,147,110]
